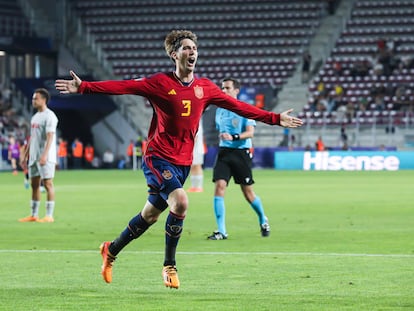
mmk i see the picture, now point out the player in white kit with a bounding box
[19,88,58,223]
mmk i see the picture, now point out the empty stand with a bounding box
[0,0,33,37]
[69,0,324,87]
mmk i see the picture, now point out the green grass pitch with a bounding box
[1,169,413,310]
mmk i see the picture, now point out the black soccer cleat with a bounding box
[260,223,270,237]
[207,231,228,240]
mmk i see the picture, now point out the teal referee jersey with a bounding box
[215,107,256,149]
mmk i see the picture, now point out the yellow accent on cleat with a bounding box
[100,241,116,283]
[162,265,180,289]
[18,215,39,222]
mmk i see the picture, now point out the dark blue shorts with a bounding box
[143,156,190,205]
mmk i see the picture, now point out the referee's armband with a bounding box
[232,134,240,141]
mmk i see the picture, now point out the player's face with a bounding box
[174,38,198,72]
[221,81,239,99]
[32,92,46,110]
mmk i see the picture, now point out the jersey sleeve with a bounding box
[78,76,155,97]
[46,111,58,133]
[206,82,280,126]
[246,118,256,127]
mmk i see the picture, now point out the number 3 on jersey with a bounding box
[181,100,191,116]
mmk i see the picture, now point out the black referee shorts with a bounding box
[212,147,254,185]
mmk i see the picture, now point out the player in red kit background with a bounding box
[55,29,303,289]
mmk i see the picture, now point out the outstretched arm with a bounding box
[213,93,303,127]
[209,82,303,127]
[55,71,150,95]
[55,71,82,94]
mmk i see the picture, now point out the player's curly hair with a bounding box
[164,30,198,61]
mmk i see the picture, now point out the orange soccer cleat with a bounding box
[162,265,180,289]
[18,215,39,222]
[187,187,203,193]
[100,241,116,283]
[37,216,54,223]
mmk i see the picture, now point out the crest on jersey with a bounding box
[162,169,173,180]
[194,86,204,99]
[232,118,240,128]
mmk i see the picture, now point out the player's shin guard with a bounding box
[109,212,150,256]
[164,211,184,266]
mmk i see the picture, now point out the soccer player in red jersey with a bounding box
[55,29,303,289]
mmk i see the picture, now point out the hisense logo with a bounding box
[303,152,400,171]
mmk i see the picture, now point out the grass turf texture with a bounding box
[1,169,413,310]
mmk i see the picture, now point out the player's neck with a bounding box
[173,70,194,85]
[37,105,47,112]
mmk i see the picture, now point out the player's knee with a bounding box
[43,182,53,192]
[179,191,189,206]
[215,180,227,196]
[143,212,160,224]
[142,202,163,224]
[169,190,188,216]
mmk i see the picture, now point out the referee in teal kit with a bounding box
[208,77,270,240]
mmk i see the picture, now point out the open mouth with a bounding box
[188,57,196,65]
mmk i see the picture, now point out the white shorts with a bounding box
[29,161,56,179]
[192,151,204,165]
[192,132,204,165]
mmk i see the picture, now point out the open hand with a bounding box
[279,109,304,128]
[55,70,82,94]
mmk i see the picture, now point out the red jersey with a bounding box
[79,72,280,166]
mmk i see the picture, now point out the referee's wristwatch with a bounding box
[231,134,240,140]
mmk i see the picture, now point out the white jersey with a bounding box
[29,108,58,165]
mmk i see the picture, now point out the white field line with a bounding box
[0,249,413,258]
